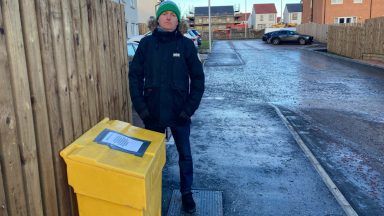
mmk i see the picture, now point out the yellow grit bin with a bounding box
[60,118,166,216]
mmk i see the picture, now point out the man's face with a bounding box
[158,11,178,32]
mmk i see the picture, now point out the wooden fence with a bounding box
[296,23,328,43]
[328,17,384,60]
[0,0,131,215]
[328,23,365,59]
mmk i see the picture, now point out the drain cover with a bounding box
[167,190,223,216]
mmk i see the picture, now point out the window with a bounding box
[198,19,202,24]
[334,16,357,23]
[331,0,343,4]
[260,15,264,21]
[227,17,231,22]
[269,14,274,21]
[353,0,363,3]
[130,0,135,9]
[131,23,135,35]
[292,13,298,20]
[257,24,265,29]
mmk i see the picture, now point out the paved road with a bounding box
[161,40,384,215]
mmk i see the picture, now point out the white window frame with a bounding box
[260,14,264,21]
[334,16,357,24]
[269,14,274,21]
[331,0,343,4]
[291,13,298,21]
[353,0,363,3]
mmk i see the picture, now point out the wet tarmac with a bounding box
[160,40,384,215]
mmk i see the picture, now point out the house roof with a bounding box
[194,6,234,16]
[286,3,303,13]
[253,4,277,14]
[237,13,250,21]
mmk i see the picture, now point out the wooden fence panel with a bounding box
[48,0,75,145]
[119,5,129,122]
[94,0,110,120]
[34,0,71,215]
[0,5,28,216]
[62,0,83,139]
[2,0,44,215]
[297,23,328,43]
[0,163,8,216]
[1,0,129,215]
[88,0,103,122]
[47,0,77,209]
[18,0,59,215]
[121,5,132,123]
[80,0,99,126]
[107,1,119,120]
[71,0,91,131]
[327,17,384,60]
[364,17,384,56]
[112,4,123,119]
[100,0,114,120]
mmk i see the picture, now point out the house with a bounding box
[302,0,384,24]
[283,3,303,24]
[137,0,159,24]
[250,4,277,29]
[236,13,251,25]
[123,0,139,37]
[229,13,250,29]
[194,6,235,32]
[121,0,160,37]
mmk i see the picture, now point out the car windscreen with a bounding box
[127,44,136,56]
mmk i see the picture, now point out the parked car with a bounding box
[127,31,152,43]
[189,29,202,46]
[190,29,201,37]
[268,30,313,45]
[262,31,277,42]
[183,31,199,48]
[127,41,139,64]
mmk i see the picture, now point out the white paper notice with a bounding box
[101,132,144,152]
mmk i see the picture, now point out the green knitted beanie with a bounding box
[156,1,181,22]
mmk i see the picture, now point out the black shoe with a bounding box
[182,193,196,214]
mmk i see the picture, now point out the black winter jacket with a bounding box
[129,28,205,127]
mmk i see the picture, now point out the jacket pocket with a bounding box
[172,88,188,114]
[144,88,158,114]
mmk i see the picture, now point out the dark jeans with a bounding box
[145,124,193,195]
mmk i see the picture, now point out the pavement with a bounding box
[131,40,384,215]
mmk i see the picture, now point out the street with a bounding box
[162,40,384,215]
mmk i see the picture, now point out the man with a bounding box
[128,0,205,213]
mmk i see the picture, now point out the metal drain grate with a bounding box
[167,190,223,216]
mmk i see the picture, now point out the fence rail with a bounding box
[0,0,130,215]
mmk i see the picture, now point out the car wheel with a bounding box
[299,38,306,45]
[272,38,280,45]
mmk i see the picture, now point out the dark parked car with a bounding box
[127,41,139,65]
[267,30,313,45]
[262,31,276,42]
